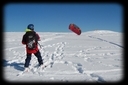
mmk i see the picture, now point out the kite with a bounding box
[69,23,81,35]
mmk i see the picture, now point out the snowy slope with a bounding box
[3,30,123,83]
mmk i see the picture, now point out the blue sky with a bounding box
[4,3,123,32]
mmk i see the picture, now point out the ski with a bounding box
[32,61,53,73]
[16,61,53,76]
[16,68,30,76]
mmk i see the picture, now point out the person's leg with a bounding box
[34,50,43,66]
[24,53,32,68]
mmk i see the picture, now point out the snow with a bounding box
[3,30,123,83]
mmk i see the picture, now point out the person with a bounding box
[22,24,43,71]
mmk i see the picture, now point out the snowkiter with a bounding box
[22,24,43,71]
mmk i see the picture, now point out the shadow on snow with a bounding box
[3,59,24,71]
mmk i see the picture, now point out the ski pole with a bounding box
[38,42,43,49]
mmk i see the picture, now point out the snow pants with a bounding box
[24,50,43,67]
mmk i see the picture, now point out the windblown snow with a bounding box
[3,30,124,83]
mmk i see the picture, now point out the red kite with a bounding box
[69,23,81,35]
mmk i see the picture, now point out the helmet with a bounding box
[27,24,34,30]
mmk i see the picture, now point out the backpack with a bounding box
[25,31,38,50]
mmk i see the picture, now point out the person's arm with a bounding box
[36,33,41,41]
[22,34,26,45]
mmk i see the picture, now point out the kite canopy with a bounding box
[69,23,81,35]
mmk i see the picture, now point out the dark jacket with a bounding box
[22,30,40,53]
